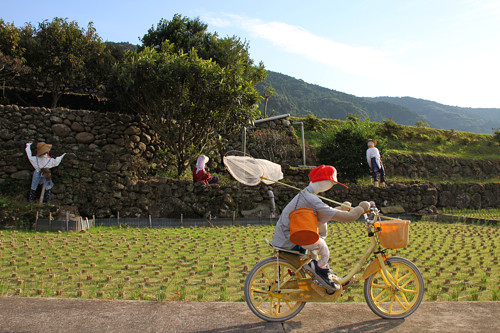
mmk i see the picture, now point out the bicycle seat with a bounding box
[264,238,306,255]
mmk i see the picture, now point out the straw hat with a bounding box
[367,139,377,147]
[36,142,52,156]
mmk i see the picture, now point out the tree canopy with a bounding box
[0,18,110,108]
[109,15,266,176]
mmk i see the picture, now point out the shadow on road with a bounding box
[318,318,404,333]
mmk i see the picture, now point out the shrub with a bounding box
[494,128,500,144]
[377,118,404,139]
[316,118,383,183]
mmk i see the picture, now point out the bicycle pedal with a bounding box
[312,279,336,293]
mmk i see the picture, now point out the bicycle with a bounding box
[244,202,424,321]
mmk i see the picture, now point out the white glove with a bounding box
[358,201,370,213]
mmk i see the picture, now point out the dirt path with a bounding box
[1,297,499,332]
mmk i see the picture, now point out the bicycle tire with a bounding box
[364,256,424,319]
[244,256,306,322]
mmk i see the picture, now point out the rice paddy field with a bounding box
[0,220,499,302]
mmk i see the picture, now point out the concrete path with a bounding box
[1,297,499,332]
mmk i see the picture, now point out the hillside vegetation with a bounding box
[258,71,427,126]
[366,96,500,134]
[259,71,500,134]
[291,116,500,161]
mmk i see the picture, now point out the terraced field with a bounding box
[0,221,499,302]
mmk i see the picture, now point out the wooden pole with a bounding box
[66,211,69,231]
[39,184,45,204]
[117,211,120,227]
[149,215,152,228]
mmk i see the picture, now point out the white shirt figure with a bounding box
[366,139,385,186]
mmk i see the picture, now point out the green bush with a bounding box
[377,118,404,139]
[316,117,383,183]
[494,128,500,144]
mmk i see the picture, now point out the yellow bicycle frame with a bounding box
[271,222,399,302]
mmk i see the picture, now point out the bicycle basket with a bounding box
[375,220,410,249]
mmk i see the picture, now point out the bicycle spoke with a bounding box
[251,288,271,294]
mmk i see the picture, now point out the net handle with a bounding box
[261,177,395,220]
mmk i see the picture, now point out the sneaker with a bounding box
[303,260,340,292]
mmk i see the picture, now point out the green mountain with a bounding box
[257,71,429,126]
[364,96,500,134]
[258,71,500,134]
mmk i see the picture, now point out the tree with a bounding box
[316,118,382,183]
[109,42,265,177]
[141,14,209,54]
[19,18,108,108]
[0,20,30,90]
[262,84,275,117]
[109,15,266,177]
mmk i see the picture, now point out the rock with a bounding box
[107,161,122,172]
[380,205,405,214]
[0,129,14,140]
[10,170,31,180]
[75,132,95,144]
[71,122,85,132]
[3,166,17,174]
[52,123,71,137]
[241,203,272,217]
[438,191,456,207]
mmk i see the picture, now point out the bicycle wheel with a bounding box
[364,256,424,319]
[244,256,306,322]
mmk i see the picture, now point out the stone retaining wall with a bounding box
[1,105,499,220]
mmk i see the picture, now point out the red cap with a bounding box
[308,165,348,190]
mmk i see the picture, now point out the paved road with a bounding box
[1,297,499,332]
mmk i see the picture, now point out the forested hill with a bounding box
[365,96,500,134]
[257,71,429,126]
[258,71,500,133]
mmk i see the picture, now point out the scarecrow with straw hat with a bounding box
[366,139,385,187]
[272,165,370,293]
[25,142,67,202]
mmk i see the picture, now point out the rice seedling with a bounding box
[0,221,499,302]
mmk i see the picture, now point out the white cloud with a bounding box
[207,14,423,83]
[204,12,500,107]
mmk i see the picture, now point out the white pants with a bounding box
[302,238,330,269]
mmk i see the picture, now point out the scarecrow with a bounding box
[272,165,370,292]
[25,142,67,202]
[193,155,219,184]
[366,139,385,187]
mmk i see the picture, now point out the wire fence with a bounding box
[94,216,278,228]
[34,215,279,231]
[35,212,497,232]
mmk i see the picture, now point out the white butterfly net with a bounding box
[223,155,284,186]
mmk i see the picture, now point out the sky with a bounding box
[3,0,500,108]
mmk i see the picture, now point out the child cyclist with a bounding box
[272,165,370,292]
